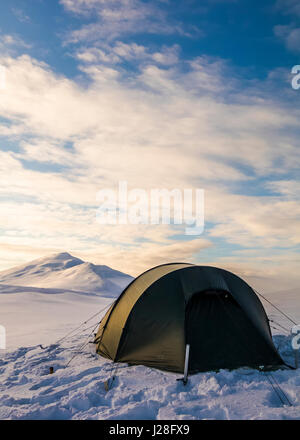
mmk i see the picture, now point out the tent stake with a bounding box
[183,344,190,385]
[177,344,190,385]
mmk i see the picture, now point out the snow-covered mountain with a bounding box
[0,252,133,296]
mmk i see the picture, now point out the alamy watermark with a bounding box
[291,65,300,90]
[0,65,6,90]
[291,325,300,350]
[0,325,6,350]
[96,182,204,235]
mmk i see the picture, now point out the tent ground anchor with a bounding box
[176,377,188,386]
[177,344,190,386]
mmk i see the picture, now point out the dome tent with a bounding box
[94,263,284,373]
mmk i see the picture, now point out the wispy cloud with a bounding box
[0,52,299,278]
[12,7,31,23]
[60,0,192,43]
[0,34,31,54]
[274,24,300,53]
[275,0,300,17]
[75,42,180,66]
[0,2,299,287]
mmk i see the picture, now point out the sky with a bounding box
[0,0,299,291]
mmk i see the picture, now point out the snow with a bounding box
[0,288,112,349]
[0,334,300,420]
[0,252,133,296]
[0,252,132,349]
[0,253,300,420]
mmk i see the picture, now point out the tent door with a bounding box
[185,289,267,373]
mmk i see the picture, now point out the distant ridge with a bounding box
[0,252,133,296]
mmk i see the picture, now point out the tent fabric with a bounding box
[95,263,284,373]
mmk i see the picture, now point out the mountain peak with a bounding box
[51,252,74,259]
[0,252,133,296]
[43,252,83,263]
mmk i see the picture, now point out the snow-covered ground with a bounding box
[0,253,299,420]
[0,333,299,420]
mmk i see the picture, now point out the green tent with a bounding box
[94,263,283,373]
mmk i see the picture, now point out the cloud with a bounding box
[209,252,300,292]
[0,53,299,186]
[267,180,300,200]
[12,7,31,23]
[274,1,300,53]
[60,0,188,43]
[80,237,212,275]
[0,55,113,140]
[4,53,297,186]
[61,0,114,15]
[275,0,300,17]
[0,243,60,271]
[75,42,180,66]
[274,24,300,53]
[18,139,76,165]
[0,0,298,289]
[0,34,31,55]
[0,47,299,280]
[0,237,212,276]
[207,189,300,248]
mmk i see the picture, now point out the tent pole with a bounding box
[183,344,190,385]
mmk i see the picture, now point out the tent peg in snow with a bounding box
[94,263,285,374]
